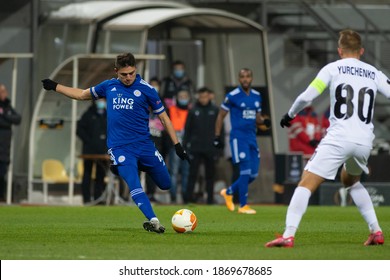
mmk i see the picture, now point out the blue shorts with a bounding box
[230,136,260,177]
[230,136,259,164]
[108,139,170,191]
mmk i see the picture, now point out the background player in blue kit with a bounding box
[41,53,189,234]
[214,68,271,214]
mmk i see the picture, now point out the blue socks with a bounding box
[118,164,157,221]
[226,161,252,207]
[226,174,250,207]
[131,188,156,220]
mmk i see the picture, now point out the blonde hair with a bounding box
[338,29,362,53]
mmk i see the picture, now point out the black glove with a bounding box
[309,139,320,148]
[41,79,58,91]
[175,143,190,163]
[213,136,224,149]
[263,118,271,128]
[280,113,294,128]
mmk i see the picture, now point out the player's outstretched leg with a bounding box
[348,182,384,246]
[265,186,311,248]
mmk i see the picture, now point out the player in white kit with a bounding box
[266,29,389,247]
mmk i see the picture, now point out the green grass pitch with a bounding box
[0,205,388,260]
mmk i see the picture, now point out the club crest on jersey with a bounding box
[133,90,141,97]
[113,93,134,110]
[118,155,126,163]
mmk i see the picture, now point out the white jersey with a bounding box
[289,58,390,147]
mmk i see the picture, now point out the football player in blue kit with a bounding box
[214,68,271,214]
[41,53,189,234]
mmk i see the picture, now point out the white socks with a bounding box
[282,182,382,238]
[349,182,381,233]
[283,186,311,238]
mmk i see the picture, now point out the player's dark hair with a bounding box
[239,68,253,77]
[115,53,136,69]
[338,29,362,52]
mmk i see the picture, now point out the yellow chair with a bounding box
[41,159,70,203]
[75,160,84,183]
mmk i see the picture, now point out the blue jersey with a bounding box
[90,74,165,149]
[221,87,262,139]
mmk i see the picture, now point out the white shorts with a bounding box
[304,138,371,180]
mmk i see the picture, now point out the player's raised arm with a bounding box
[280,81,322,128]
[41,78,92,100]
